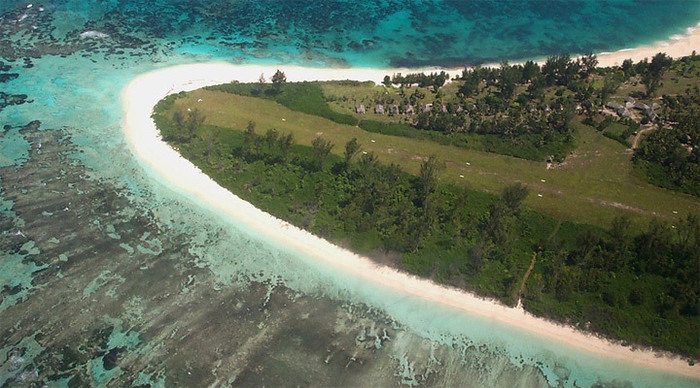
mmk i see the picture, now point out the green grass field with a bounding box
[167,88,699,229]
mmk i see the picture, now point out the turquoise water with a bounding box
[1,1,699,386]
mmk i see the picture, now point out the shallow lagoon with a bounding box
[1,1,699,386]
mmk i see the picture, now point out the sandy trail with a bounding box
[632,124,658,149]
[121,25,700,381]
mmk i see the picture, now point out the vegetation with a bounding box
[597,118,638,147]
[641,53,674,96]
[208,54,693,173]
[208,71,578,162]
[153,85,699,357]
[170,84,698,228]
[633,88,700,196]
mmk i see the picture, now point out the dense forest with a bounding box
[633,88,700,196]
[153,84,699,357]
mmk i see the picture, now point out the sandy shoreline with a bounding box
[594,22,700,67]
[121,28,700,380]
[483,21,700,68]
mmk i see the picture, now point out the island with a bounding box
[123,53,699,380]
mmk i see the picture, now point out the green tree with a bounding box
[382,75,392,87]
[541,54,577,86]
[501,183,529,214]
[642,53,672,96]
[271,69,287,90]
[482,202,510,245]
[343,137,360,166]
[467,242,487,274]
[278,133,294,161]
[173,110,185,129]
[599,74,621,103]
[609,215,632,247]
[526,78,546,101]
[634,219,673,274]
[577,53,598,79]
[432,71,448,90]
[522,60,540,83]
[254,73,266,95]
[311,137,334,170]
[417,155,440,207]
[620,58,634,78]
[244,121,256,146]
[498,61,521,100]
[458,68,480,97]
[263,128,279,156]
[677,214,699,249]
[358,151,379,170]
[200,129,216,165]
[184,109,205,142]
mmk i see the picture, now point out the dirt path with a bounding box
[513,220,562,305]
[631,124,657,149]
[512,252,538,306]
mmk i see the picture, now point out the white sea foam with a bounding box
[79,30,109,39]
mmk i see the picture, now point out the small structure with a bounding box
[374,104,385,114]
[356,104,366,114]
[606,101,630,117]
[422,103,432,113]
[645,107,658,121]
[633,102,649,111]
[389,104,400,115]
[606,101,624,111]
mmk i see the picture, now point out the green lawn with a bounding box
[601,121,635,146]
[168,89,699,229]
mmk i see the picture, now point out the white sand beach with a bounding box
[594,22,700,67]
[122,29,700,380]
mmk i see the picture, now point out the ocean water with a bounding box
[1,1,699,386]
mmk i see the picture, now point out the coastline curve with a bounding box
[122,61,700,382]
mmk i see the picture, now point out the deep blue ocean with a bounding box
[1,1,699,386]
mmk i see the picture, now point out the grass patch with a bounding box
[601,122,636,147]
[211,81,574,161]
[207,82,359,125]
[164,88,699,229]
[634,159,700,197]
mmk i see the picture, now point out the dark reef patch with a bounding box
[0,122,549,385]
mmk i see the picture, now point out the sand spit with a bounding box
[122,28,700,379]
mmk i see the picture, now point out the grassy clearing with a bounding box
[168,89,699,228]
[212,81,574,161]
[600,121,635,147]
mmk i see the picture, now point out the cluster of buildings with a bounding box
[605,98,659,122]
[355,103,463,116]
